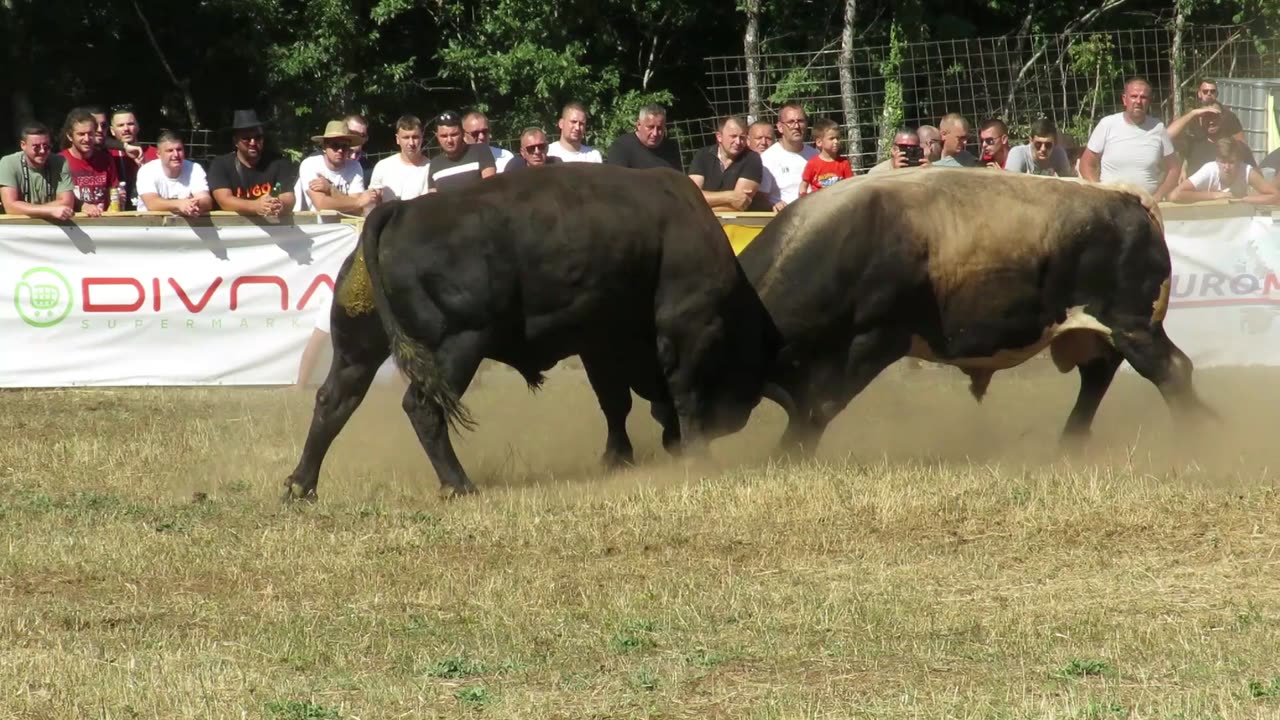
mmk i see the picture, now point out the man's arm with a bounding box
[1168,177,1228,204]
[1153,151,1182,202]
[0,186,74,220]
[1241,169,1280,204]
[305,182,374,213]
[1166,107,1215,139]
[698,180,757,211]
[1078,149,1102,182]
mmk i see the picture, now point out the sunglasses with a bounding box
[324,141,351,150]
[1032,140,1055,149]
[523,143,548,153]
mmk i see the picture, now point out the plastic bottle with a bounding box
[107,183,122,212]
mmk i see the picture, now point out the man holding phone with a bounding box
[869,128,930,174]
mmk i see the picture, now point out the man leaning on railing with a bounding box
[0,122,75,221]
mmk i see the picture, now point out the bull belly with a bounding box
[906,306,1115,371]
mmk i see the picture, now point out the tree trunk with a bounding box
[838,0,862,168]
[1170,0,1187,118]
[744,0,762,122]
[132,0,202,128]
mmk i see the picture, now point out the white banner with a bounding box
[0,218,358,386]
[1164,213,1280,368]
[0,212,1277,387]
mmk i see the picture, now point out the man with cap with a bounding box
[208,109,298,216]
[424,110,496,193]
[294,119,379,213]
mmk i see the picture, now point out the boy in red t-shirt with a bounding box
[800,118,853,195]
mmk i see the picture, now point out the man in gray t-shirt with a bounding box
[1004,118,1076,177]
[0,122,74,220]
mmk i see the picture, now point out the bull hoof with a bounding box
[438,483,480,501]
[281,480,317,503]
[601,449,636,469]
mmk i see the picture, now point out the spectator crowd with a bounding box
[3,76,1280,223]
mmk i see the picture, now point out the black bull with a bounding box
[725,167,1216,453]
[283,163,782,500]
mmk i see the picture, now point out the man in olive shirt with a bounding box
[0,122,75,220]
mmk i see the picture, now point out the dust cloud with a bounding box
[316,354,1280,497]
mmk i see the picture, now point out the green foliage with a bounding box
[768,68,822,107]
[877,22,907,158]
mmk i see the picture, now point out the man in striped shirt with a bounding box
[425,110,496,193]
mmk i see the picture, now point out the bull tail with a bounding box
[361,206,475,432]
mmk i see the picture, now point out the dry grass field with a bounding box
[3,358,1280,719]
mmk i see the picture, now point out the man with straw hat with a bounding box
[294,119,379,213]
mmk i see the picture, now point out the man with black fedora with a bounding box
[208,109,298,216]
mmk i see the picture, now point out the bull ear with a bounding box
[762,382,798,417]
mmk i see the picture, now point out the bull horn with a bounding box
[762,382,798,417]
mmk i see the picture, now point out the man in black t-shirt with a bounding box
[687,115,763,211]
[208,109,298,216]
[425,110,496,193]
[605,103,683,172]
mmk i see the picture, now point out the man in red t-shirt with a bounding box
[799,118,853,195]
[58,107,117,216]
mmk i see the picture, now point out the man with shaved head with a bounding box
[547,102,602,163]
[932,113,979,167]
[1079,76,1180,201]
[917,124,943,163]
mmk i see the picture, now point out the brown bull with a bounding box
[733,167,1216,452]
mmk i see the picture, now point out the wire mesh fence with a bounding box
[693,24,1280,169]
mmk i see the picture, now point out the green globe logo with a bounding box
[15,267,74,328]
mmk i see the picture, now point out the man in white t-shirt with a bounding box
[369,115,431,203]
[547,102,603,163]
[1079,77,1181,201]
[462,111,514,172]
[134,130,212,216]
[760,102,818,210]
[1169,137,1279,204]
[294,120,378,213]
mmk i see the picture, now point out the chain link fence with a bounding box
[680,24,1280,169]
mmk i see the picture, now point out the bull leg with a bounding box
[581,353,635,468]
[781,328,910,456]
[283,315,388,502]
[401,332,486,497]
[1110,323,1218,428]
[649,401,682,456]
[1060,349,1123,448]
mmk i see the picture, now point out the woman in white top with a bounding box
[1170,137,1280,204]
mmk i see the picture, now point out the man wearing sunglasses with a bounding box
[1003,118,1075,177]
[0,122,75,220]
[294,120,378,214]
[208,109,298,216]
[503,128,563,171]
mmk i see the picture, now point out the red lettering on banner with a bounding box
[83,277,145,312]
[229,276,288,311]
[170,277,224,313]
[152,278,160,312]
[1265,273,1280,296]
[296,274,335,310]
